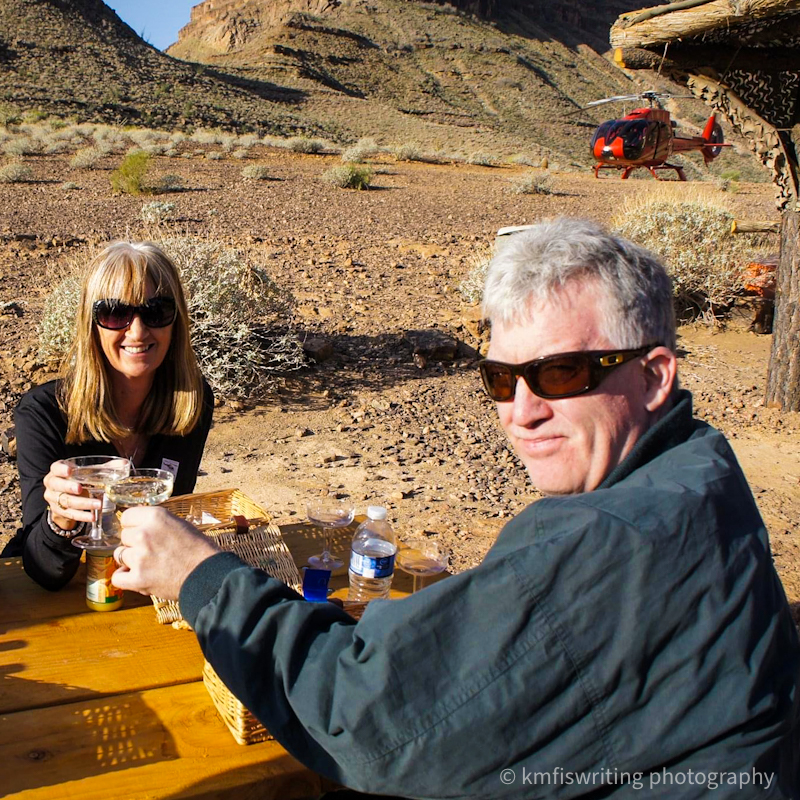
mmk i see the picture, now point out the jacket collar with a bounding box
[598,389,696,490]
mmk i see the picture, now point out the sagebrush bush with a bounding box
[0,162,33,183]
[511,172,554,195]
[69,147,104,170]
[232,148,249,160]
[613,190,761,318]
[458,245,493,304]
[206,151,224,160]
[322,164,372,189]
[341,138,379,163]
[467,152,496,167]
[154,173,183,193]
[242,164,270,180]
[508,154,538,167]
[61,181,80,191]
[38,238,305,397]
[3,137,41,156]
[140,201,175,224]
[110,150,151,195]
[392,142,424,162]
[286,136,325,154]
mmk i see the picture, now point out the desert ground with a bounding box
[1,141,797,618]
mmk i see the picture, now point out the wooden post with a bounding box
[765,211,800,409]
[731,220,780,234]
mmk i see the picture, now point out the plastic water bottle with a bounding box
[348,506,397,602]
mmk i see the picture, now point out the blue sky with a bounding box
[104,1,200,52]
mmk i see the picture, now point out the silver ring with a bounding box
[57,492,69,510]
[116,546,128,569]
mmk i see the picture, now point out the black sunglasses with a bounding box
[479,345,658,401]
[92,297,177,330]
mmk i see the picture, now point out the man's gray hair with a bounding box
[482,217,676,352]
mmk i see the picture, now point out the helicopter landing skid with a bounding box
[593,162,687,181]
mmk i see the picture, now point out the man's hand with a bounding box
[111,507,220,599]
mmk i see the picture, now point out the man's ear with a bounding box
[642,346,677,413]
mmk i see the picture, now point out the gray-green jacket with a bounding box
[182,391,799,798]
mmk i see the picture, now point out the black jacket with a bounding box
[6,379,213,590]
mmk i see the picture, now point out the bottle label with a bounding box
[350,550,395,579]
[86,554,123,604]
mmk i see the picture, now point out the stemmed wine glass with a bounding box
[396,538,449,593]
[306,498,355,571]
[106,468,175,509]
[66,455,132,550]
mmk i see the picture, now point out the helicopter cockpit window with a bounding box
[592,120,652,159]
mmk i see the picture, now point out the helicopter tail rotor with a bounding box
[701,115,725,164]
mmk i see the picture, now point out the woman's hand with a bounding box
[112,507,220,598]
[42,460,101,531]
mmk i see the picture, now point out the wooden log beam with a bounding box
[732,220,780,234]
[614,45,800,75]
[611,0,800,48]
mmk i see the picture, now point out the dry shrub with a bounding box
[392,142,424,162]
[38,239,304,398]
[613,187,762,320]
[286,136,326,154]
[0,162,33,183]
[467,152,497,167]
[458,243,493,304]
[140,201,175,224]
[69,147,104,170]
[511,172,554,195]
[322,164,372,189]
[341,138,379,163]
[241,165,270,181]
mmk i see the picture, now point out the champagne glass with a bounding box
[106,468,175,509]
[306,498,355,571]
[66,455,132,550]
[396,538,449,593]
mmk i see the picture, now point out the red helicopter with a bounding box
[581,91,728,180]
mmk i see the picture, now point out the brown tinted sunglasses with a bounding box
[479,345,658,401]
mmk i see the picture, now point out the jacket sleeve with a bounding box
[179,549,602,800]
[15,391,82,591]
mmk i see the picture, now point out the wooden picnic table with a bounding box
[0,516,427,799]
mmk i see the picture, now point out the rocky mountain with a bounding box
[0,0,323,134]
[166,0,648,160]
[0,0,755,169]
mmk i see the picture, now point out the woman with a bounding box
[6,241,213,590]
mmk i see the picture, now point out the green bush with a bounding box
[720,169,741,181]
[321,164,372,190]
[39,238,305,397]
[613,190,761,319]
[110,150,151,195]
[0,162,33,183]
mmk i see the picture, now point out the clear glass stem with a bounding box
[321,526,332,562]
[89,491,103,540]
[412,574,423,593]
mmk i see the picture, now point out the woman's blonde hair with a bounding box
[60,241,204,444]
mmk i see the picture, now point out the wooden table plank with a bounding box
[1,681,331,799]
[0,557,152,627]
[0,604,204,715]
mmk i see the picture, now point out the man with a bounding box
[113,218,799,798]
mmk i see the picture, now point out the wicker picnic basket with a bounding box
[152,488,301,624]
[153,488,304,744]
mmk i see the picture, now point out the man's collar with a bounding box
[598,390,695,490]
